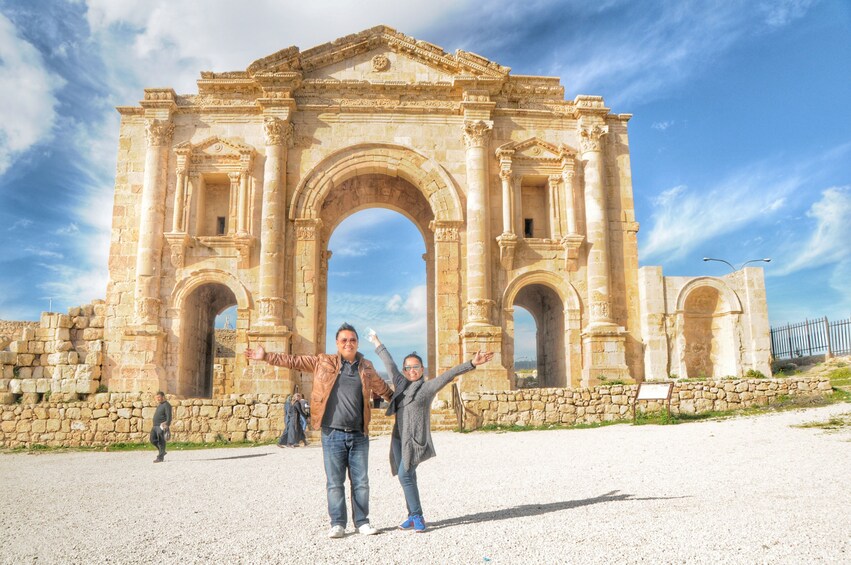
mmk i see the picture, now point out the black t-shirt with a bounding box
[321,359,364,432]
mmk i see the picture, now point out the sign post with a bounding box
[633,382,675,422]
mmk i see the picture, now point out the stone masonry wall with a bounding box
[0,393,289,449]
[0,302,106,405]
[460,377,832,429]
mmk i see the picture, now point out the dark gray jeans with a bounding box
[149,426,167,458]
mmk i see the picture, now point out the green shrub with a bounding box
[744,369,767,379]
[96,384,108,393]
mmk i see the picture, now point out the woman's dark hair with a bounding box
[403,352,423,368]
[335,322,358,340]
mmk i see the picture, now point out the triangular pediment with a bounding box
[498,138,575,163]
[245,25,510,81]
[189,137,254,157]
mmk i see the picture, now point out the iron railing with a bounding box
[771,316,851,360]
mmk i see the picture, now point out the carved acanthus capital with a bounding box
[591,300,611,321]
[499,169,513,182]
[462,120,493,149]
[548,174,562,189]
[257,297,285,325]
[467,299,495,325]
[145,119,174,147]
[495,148,515,162]
[579,123,609,153]
[264,116,293,147]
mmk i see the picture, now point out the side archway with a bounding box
[502,271,583,388]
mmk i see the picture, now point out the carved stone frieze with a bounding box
[257,297,285,324]
[135,297,161,325]
[430,220,462,242]
[467,299,495,325]
[295,218,323,241]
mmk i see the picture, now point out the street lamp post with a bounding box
[703,257,771,272]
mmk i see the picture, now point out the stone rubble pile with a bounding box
[0,301,106,404]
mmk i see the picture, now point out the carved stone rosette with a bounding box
[462,120,493,149]
[144,119,174,147]
[467,298,494,325]
[579,123,609,153]
[371,54,390,72]
[264,116,293,147]
[496,232,518,271]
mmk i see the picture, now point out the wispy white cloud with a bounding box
[386,294,403,312]
[641,165,803,261]
[759,0,817,27]
[772,186,851,275]
[0,12,65,175]
[651,120,674,131]
[36,259,109,311]
[7,219,33,231]
[55,223,80,235]
[25,247,63,260]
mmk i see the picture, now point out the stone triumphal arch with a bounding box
[102,26,772,398]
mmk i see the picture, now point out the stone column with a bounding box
[227,172,240,236]
[562,169,577,235]
[548,174,564,240]
[495,148,518,270]
[462,119,493,326]
[237,172,249,235]
[580,120,615,328]
[257,116,292,326]
[134,118,174,325]
[171,165,188,232]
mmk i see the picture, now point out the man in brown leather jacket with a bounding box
[245,323,392,538]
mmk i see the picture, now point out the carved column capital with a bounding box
[144,119,174,147]
[462,120,493,149]
[135,297,161,325]
[579,123,609,153]
[264,116,293,147]
[466,298,495,325]
[548,174,562,189]
[429,220,462,242]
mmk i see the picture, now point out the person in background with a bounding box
[150,391,172,463]
[368,330,493,533]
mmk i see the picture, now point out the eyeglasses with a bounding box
[338,338,358,344]
[403,364,423,371]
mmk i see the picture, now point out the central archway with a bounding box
[289,145,464,397]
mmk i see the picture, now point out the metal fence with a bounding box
[770,316,851,360]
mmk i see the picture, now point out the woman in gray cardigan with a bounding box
[368,331,493,532]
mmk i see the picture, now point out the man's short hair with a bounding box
[155,391,165,398]
[335,322,358,340]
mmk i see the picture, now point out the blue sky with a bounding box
[0,0,849,362]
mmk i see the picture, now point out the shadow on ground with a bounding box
[422,490,688,531]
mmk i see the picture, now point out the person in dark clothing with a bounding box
[284,393,309,447]
[150,391,172,463]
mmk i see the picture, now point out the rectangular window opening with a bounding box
[524,218,534,238]
[216,217,226,235]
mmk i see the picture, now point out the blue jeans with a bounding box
[321,428,370,527]
[391,435,422,516]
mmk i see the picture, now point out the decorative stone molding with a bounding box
[144,119,174,147]
[496,232,518,271]
[135,297,161,325]
[294,218,322,241]
[579,123,609,153]
[462,120,493,149]
[561,234,585,271]
[263,116,293,147]
[591,296,611,321]
[165,233,192,269]
[430,220,461,242]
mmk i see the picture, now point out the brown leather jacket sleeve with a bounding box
[368,370,393,401]
[264,352,319,373]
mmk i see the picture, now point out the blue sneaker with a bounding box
[399,516,414,530]
[412,514,427,533]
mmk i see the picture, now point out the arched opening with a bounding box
[177,283,237,397]
[683,285,736,378]
[513,306,538,388]
[319,174,433,377]
[513,284,566,388]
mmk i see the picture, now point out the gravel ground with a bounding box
[2,403,850,565]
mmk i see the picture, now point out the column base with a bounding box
[460,324,509,392]
[581,326,630,387]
